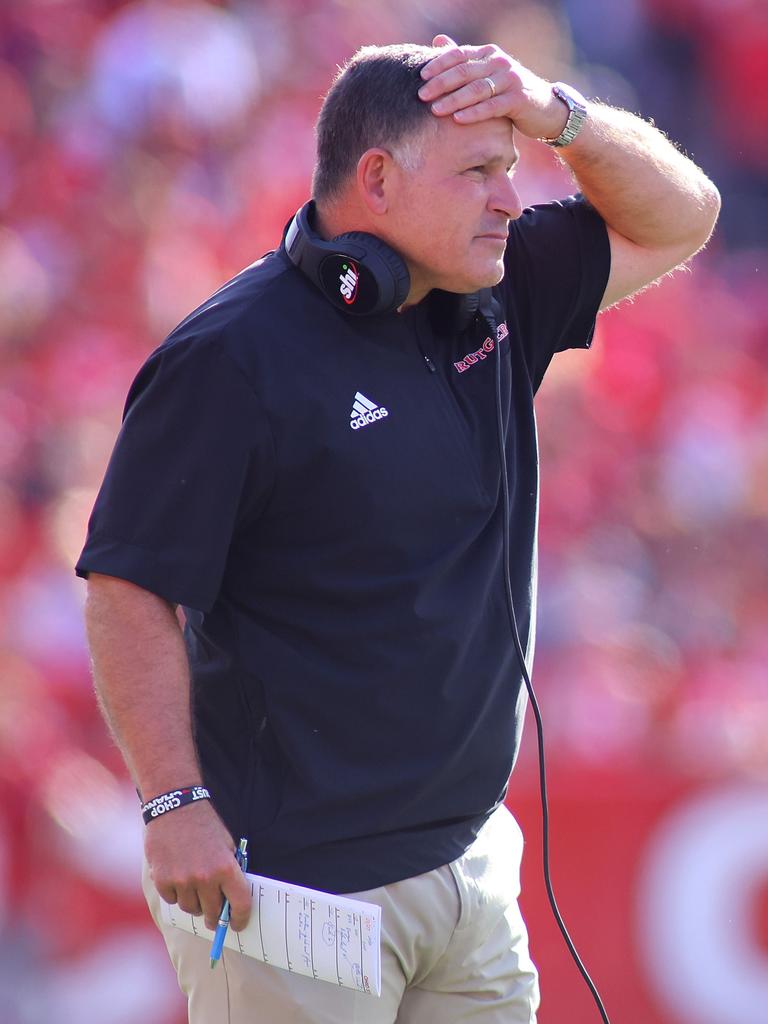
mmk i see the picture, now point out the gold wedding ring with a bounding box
[484,76,497,98]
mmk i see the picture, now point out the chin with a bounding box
[486,261,506,286]
[435,260,505,294]
[467,261,506,290]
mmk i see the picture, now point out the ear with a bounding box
[355,148,396,215]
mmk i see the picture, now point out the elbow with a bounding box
[675,180,721,261]
[706,180,722,216]
[694,179,722,246]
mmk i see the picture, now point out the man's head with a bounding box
[312,44,439,204]
[312,43,522,302]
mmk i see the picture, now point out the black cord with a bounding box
[492,326,612,1024]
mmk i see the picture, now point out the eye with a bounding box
[465,165,487,177]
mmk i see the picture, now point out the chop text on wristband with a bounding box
[141,785,212,825]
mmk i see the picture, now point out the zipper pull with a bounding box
[423,354,436,373]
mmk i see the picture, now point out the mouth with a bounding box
[476,233,508,242]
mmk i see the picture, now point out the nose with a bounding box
[490,171,523,221]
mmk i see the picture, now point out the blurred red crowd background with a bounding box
[0,1,765,1022]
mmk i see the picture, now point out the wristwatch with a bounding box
[542,82,588,148]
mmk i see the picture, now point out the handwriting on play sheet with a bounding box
[162,871,382,996]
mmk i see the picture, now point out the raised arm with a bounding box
[419,35,721,309]
[84,572,251,931]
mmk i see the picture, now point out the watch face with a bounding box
[554,83,587,113]
[542,83,589,146]
[549,83,587,146]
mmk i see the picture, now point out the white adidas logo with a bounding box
[350,391,389,431]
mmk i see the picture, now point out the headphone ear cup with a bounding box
[284,202,410,315]
[334,231,410,315]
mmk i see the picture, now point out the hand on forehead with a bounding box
[417,33,547,131]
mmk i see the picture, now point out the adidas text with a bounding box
[351,407,389,430]
[350,391,389,430]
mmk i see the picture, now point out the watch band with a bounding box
[543,82,588,148]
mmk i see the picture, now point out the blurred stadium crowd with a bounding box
[0,1,765,1021]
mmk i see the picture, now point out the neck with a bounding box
[312,203,337,242]
[312,197,366,242]
[400,279,432,310]
[312,198,433,311]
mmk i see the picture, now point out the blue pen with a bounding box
[210,838,248,969]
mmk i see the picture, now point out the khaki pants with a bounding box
[143,804,539,1023]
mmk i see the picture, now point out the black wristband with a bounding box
[141,785,211,825]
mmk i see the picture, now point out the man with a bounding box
[77,35,719,1024]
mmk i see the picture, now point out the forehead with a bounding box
[429,115,518,165]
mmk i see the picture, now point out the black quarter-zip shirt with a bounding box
[76,196,610,892]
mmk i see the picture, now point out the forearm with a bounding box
[554,102,721,251]
[84,573,251,929]
[419,37,721,255]
[85,573,200,801]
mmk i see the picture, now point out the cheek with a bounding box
[395,182,482,265]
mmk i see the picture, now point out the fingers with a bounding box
[423,77,506,122]
[154,868,219,925]
[195,857,252,933]
[419,41,514,121]
[156,863,251,931]
[222,864,253,933]
[145,802,252,931]
[199,876,231,932]
[175,886,203,918]
[155,882,179,906]
[425,35,497,77]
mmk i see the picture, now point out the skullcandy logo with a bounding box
[339,261,359,304]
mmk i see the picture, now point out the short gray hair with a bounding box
[312,43,441,202]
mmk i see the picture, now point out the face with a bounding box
[383,116,522,300]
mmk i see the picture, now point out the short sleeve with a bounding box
[75,336,274,612]
[500,194,610,393]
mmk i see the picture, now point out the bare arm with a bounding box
[85,572,251,930]
[419,36,721,309]
[542,104,720,309]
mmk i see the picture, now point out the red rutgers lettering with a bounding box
[453,322,509,376]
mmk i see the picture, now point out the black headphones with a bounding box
[284,200,485,331]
